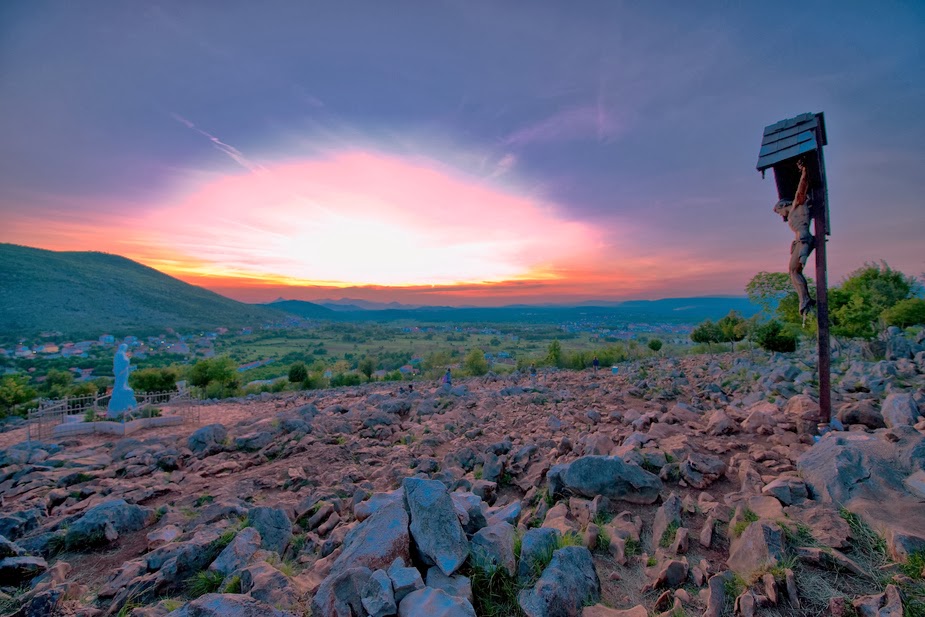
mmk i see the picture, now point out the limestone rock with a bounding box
[65,499,152,549]
[881,393,920,428]
[398,586,476,617]
[209,527,261,576]
[403,477,469,576]
[248,507,292,554]
[726,521,784,579]
[518,546,601,617]
[187,424,227,456]
[470,522,516,576]
[547,456,662,504]
[168,593,294,616]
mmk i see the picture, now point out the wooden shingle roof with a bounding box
[756,112,827,172]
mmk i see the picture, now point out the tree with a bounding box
[463,349,489,376]
[358,357,376,381]
[830,262,917,339]
[545,340,562,367]
[188,356,239,396]
[717,311,748,351]
[647,339,663,354]
[690,320,721,351]
[882,298,925,328]
[130,367,179,393]
[0,376,37,418]
[43,369,74,399]
[288,362,308,384]
[746,272,792,318]
[753,320,797,353]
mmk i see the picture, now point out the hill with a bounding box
[0,244,287,338]
[268,297,758,325]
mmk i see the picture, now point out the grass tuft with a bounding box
[469,557,525,617]
[659,521,680,548]
[187,570,224,598]
[732,508,759,538]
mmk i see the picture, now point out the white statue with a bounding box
[107,343,138,418]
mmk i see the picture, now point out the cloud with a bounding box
[170,113,265,173]
[503,105,623,147]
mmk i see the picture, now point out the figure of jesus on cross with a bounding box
[772,159,816,317]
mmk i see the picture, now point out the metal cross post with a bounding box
[756,112,832,427]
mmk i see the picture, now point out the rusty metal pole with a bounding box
[812,124,831,425]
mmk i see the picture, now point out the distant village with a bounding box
[0,318,694,383]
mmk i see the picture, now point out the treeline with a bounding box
[692,262,924,353]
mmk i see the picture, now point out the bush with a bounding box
[130,367,179,393]
[330,373,361,387]
[648,339,663,353]
[882,298,925,328]
[753,320,797,353]
[0,376,37,418]
[288,362,308,383]
[464,349,489,376]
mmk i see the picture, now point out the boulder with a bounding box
[426,567,473,601]
[0,534,25,559]
[652,493,682,550]
[836,400,885,429]
[248,507,292,554]
[209,527,261,576]
[239,561,299,609]
[168,593,295,616]
[310,567,373,617]
[398,586,476,617]
[0,555,47,584]
[361,568,396,617]
[65,499,152,548]
[388,558,424,603]
[403,478,469,576]
[547,456,662,504]
[187,424,227,455]
[762,476,808,506]
[679,453,726,489]
[470,522,517,576]
[726,521,784,579]
[880,393,921,428]
[518,528,561,584]
[333,499,411,575]
[235,431,274,452]
[518,546,601,617]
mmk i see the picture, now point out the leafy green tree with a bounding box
[545,340,562,367]
[690,320,721,351]
[717,310,748,351]
[358,357,376,381]
[0,376,37,418]
[43,369,74,399]
[188,357,239,397]
[753,320,797,352]
[288,362,308,384]
[882,298,925,328]
[130,367,179,393]
[489,337,501,347]
[830,262,917,339]
[745,272,813,319]
[463,349,489,376]
[647,339,663,354]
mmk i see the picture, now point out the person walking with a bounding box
[592,356,600,372]
[443,368,452,388]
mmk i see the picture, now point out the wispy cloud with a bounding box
[170,113,265,173]
[503,105,622,147]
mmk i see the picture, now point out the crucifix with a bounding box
[756,112,832,428]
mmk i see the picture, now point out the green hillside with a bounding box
[0,244,287,338]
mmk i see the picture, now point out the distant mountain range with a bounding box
[0,244,287,338]
[263,296,759,325]
[1,243,759,339]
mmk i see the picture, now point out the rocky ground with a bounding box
[1,329,925,617]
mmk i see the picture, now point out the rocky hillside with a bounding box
[0,244,287,338]
[1,329,924,616]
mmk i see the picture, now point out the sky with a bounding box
[1,1,923,306]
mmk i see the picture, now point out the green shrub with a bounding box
[753,320,797,353]
[187,570,224,598]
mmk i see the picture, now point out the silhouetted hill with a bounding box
[0,244,287,338]
[269,297,758,324]
[264,299,337,319]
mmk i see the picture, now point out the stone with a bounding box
[187,424,228,455]
[426,567,473,602]
[700,516,714,548]
[388,559,424,603]
[652,493,682,550]
[546,456,662,504]
[518,528,561,584]
[582,606,647,617]
[248,507,292,554]
[852,584,903,617]
[209,527,261,576]
[147,525,183,550]
[761,476,808,506]
[398,586,476,617]
[310,567,373,617]
[679,452,727,489]
[518,546,601,617]
[726,521,784,579]
[239,561,299,609]
[881,393,920,428]
[0,534,25,559]
[361,569,396,617]
[703,571,733,617]
[0,555,48,584]
[471,522,516,576]
[837,400,885,429]
[333,500,411,575]
[645,559,688,590]
[235,431,274,452]
[403,478,469,576]
[65,499,152,548]
[168,593,294,616]
[706,408,737,435]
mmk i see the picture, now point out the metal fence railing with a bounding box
[25,387,201,442]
